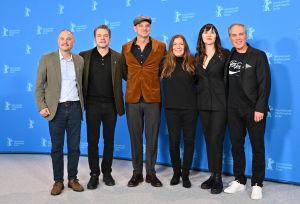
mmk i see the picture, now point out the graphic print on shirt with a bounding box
[228,59,243,76]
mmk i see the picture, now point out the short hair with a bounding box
[58,29,73,37]
[228,23,247,36]
[93,24,111,37]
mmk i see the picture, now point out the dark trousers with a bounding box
[199,110,226,173]
[228,108,266,186]
[86,101,117,176]
[48,101,81,181]
[126,101,160,175]
[165,108,197,175]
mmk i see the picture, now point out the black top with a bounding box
[162,57,197,109]
[131,37,152,65]
[87,48,114,103]
[196,49,229,111]
[228,52,253,109]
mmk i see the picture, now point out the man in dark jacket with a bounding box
[223,23,271,200]
[79,25,125,189]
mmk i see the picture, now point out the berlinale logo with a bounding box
[263,0,272,12]
[28,119,34,129]
[126,0,131,7]
[24,7,31,17]
[174,11,182,22]
[216,5,223,17]
[25,44,32,55]
[92,0,98,11]
[58,4,64,15]
[266,157,275,170]
[247,27,255,40]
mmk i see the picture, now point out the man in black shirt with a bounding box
[79,25,125,189]
[224,23,271,200]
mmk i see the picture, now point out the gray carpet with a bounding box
[0,154,299,204]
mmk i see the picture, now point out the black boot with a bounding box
[170,172,181,185]
[201,173,214,189]
[211,173,223,194]
[182,170,191,188]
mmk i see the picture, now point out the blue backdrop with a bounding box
[1,0,300,185]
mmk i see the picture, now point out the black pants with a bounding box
[165,108,197,175]
[86,101,117,176]
[126,101,160,175]
[228,108,266,186]
[199,110,226,174]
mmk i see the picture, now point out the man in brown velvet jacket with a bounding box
[122,15,166,187]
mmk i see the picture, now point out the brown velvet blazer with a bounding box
[122,38,166,103]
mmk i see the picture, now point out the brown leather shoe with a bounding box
[68,179,84,192]
[51,181,64,195]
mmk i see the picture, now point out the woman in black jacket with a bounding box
[161,34,197,188]
[195,24,229,194]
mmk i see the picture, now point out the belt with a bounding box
[59,101,80,107]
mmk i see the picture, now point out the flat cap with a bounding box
[133,15,152,26]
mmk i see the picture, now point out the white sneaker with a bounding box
[251,185,263,200]
[224,180,246,194]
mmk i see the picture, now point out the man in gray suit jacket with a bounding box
[35,30,85,196]
[79,25,125,189]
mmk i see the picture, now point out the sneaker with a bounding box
[251,185,263,200]
[224,180,246,194]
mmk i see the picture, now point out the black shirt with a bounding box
[162,57,197,109]
[87,48,114,103]
[131,37,152,65]
[228,52,253,109]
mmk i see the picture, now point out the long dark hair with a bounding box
[195,23,224,65]
[161,34,195,78]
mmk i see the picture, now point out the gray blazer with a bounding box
[35,51,84,121]
[79,48,125,116]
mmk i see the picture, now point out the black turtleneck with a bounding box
[162,57,197,109]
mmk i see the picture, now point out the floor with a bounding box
[0,154,299,204]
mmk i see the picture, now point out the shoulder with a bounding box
[122,40,133,48]
[152,38,166,47]
[42,51,57,58]
[110,48,121,56]
[79,48,93,57]
[73,53,84,63]
[248,46,267,59]
[39,51,58,63]
[222,48,230,55]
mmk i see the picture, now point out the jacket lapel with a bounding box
[72,53,80,82]
[206,54,218,73]
[53,51,61,89]
[110,49,116,88]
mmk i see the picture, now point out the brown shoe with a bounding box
[68,179,84,192]
[51,181,64,195]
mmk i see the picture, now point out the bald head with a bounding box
[58,29,75,53]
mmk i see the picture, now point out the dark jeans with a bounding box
[228,108,266,186]
[86,101,117,176]
[165,108,197,175]
[49,101,81,181]
[199,110,226,173]
[126,101,160,175]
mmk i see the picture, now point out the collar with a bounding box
[59,50,73,61]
